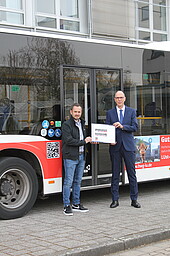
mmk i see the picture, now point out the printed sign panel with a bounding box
[91,123,115,143]
[135,135,170,169]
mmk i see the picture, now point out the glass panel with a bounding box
[63,68,89,122]
[138,2,149,28]
[136,85,166,136]
[139,31,150,40]
[153,0,166,5]
[153,33,167,41]
[60,0,78,18]
[0,37,61,139]
[0,0,22,9]
[153,5,166,31]
[128,49,166,136]
[0,82,61,138]
[96,69,120,177]
[36,16,56,28]
[122,47,167,136]
[60,19,79,31]
[63,68,91,178]
[36,0,55,14]
[96,70,120,119]
[0,10,23,24]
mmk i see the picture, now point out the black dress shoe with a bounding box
[110,200,119,208]
[131,200,141,208]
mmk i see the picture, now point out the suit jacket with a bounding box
[106,106,138,152]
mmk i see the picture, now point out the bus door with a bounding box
[95,69,122,186]
[61,66,122,188]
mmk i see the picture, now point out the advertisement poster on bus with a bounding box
[135,135,170,169]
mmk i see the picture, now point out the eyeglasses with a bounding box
[115,97,124,99]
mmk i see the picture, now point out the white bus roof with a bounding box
[0,27,170,52]
[144,41,170,51]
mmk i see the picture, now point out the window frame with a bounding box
[35,0,81,33]
[0,0,25,25]
[135,0,168,43]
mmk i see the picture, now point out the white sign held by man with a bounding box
[91,123,115,143]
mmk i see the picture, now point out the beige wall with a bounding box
[92,0,135,40]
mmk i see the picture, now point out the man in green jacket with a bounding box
[62,103,92,216]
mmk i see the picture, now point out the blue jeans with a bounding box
[63,154,85,207]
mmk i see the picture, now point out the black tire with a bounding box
[0,157,38,220]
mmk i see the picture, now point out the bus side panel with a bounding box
[125,135,170,184]
[40,140,63,194]
[0,139,63,194]
[22,140,63,194]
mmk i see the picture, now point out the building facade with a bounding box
[0,0,169,44]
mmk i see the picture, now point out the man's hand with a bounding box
[113,122,123,129]
[85,137,92,143]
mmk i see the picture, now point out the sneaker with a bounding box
[63,205,73,216]
[72,204,89,212]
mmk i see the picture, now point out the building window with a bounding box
[153,32,167,41]
[36,0,55,14]
[60,19,79,31]
[36,16,56,29]
[153,0,166,4]
[60,0,78,18]
[0,0,24,25]
[153,4,166,30]
[136,0,168,42]
[0,0,22,9]
[138,2,149,28]
[60,0,79,31]
[35,0,84,33]
[139,30,150,41]
[141,5,149,21]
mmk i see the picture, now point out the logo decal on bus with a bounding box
[48,129,55,137]
[55,129,61,137]
[42,120,49,129]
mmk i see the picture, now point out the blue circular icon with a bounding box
[55,129,62,137]
[48,129,55,137]
[42,120,49,129]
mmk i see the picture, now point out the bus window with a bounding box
[0,69,61,139]
[123,48,167,136]
[136,85,165,136]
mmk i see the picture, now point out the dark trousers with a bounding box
[110,144,138,201]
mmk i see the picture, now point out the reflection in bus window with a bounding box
[0,98,20,134]
[123,47,167,136]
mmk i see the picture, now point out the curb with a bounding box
[55,228,170,256]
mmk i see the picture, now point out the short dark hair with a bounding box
[70,103,82,110]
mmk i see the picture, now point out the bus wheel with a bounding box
[0,157,38,220]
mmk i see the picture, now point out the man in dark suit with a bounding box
[106,91,141,208]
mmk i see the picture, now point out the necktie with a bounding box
[119,109,123,124]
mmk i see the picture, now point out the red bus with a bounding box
[0,31,170,219]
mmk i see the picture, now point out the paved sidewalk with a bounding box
[0,180,170,256]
